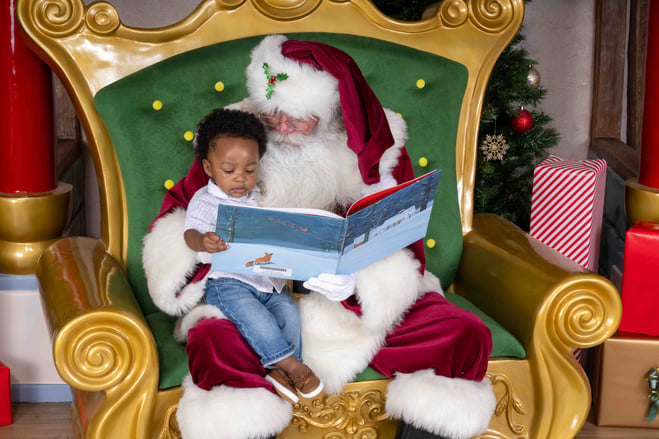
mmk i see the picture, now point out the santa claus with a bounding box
[143,35,494,439]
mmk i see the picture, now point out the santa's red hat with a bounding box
[245,35,394,184]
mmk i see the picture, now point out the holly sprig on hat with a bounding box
[263,63,289,99]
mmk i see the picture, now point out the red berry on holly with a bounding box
[269,76,276,83]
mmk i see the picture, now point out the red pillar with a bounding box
[640,0,659,189]
[0,0,56,194]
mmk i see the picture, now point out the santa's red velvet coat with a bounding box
[142,35,495,439]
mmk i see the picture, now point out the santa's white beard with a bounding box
[258,128,365,211]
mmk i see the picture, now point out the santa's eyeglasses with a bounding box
[258,113,318,131]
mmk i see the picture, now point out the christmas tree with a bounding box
[475,32,559,231]
[372,0,559,231]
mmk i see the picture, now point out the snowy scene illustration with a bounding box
[211,170,440,280]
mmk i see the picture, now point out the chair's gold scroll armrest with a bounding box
[453,213,621,353]
[36,236,159,402]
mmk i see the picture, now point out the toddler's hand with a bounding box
[202,232,228,253]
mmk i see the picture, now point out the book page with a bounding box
[337,169,441,273]
[212,204,346,280]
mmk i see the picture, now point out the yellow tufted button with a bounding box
[418,157,428,167]
[214,81,225,92]
[184,130,194,141]
[152,100,163,111]
[164,179,175,190]
[426,238,436,248]
[416,78,426,89]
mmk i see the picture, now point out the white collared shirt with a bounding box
[184,180,286,293]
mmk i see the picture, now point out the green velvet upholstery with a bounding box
[94,33,525,390]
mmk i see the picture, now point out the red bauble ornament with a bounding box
[510,109,534,133]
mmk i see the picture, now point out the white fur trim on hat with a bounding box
[386,370,496,439]
[142,208,206,316]
[176,374,292,439]
[246,35,340,121]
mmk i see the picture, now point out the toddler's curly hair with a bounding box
[194,108,267,160]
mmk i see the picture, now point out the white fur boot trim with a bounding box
[385,370,496,439]
[142,208,205,316]
[174,304,227,343]
[176,374,293,439]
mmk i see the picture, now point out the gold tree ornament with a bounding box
[527,66,541,89]
[480,133,510,161]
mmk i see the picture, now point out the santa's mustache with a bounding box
[269,132,305,148]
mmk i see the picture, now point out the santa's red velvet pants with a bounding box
[187,290,492,393]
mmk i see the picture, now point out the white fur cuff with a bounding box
[386,370,496,439]
[355,249,425,332]
[142,209,205,316]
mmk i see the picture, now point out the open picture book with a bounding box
[211,169,441,280]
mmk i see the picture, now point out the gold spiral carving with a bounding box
[59,317,134,391]
[85,2,120,34]
[292,390,389,434]
[31,0,84,38]
[252,0,322,21]
[550,287,611,349]
[487,372,526,436]
[438,0,468,28]
[469,0,514,34]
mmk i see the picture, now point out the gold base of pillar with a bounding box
[0,182,72,275]
[624,178,659,225]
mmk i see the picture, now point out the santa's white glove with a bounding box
[303,273,355,302]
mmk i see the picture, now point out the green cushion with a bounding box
[92,34,524,390]
[444,293,526,359]
[145,312,189,389]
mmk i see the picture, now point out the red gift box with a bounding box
[0,361,11,426]
[618,221,659,337]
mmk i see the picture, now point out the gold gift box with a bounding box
[591,332,659,427]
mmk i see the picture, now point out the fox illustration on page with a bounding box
[245,252,273,267]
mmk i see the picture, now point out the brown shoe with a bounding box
[265,369,299,404]
[290,365,324,399]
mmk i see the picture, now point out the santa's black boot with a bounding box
[395,422,449,439]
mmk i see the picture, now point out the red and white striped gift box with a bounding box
[529,155,607,272]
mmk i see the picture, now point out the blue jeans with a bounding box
[204,277,301,367]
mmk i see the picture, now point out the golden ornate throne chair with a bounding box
[18,0,622,438]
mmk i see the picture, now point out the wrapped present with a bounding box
[591,332,659,427]
[0,361,11,426]
[618,221,659,337]
[529,155,607,271]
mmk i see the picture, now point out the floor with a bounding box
[2,402,659,438]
